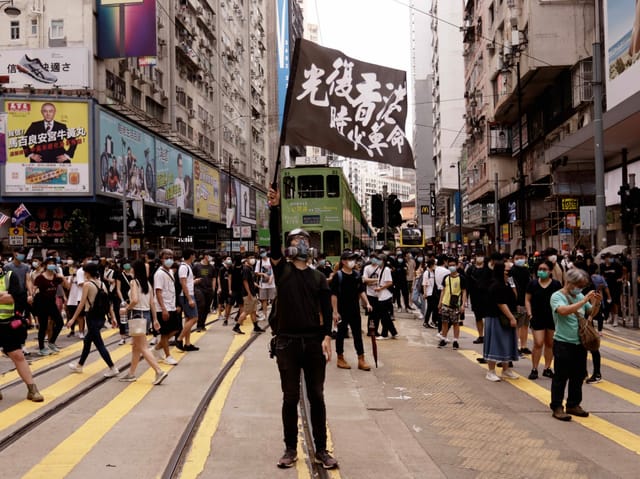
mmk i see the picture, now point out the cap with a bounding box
[341,249,358,260]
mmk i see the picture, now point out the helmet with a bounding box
[287,228,310,243]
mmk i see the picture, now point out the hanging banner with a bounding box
[155,139,193,213]
[193,159,221,222]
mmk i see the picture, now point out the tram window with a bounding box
[327,175,340,197]
[323,231,341,257]
[298,175,324,198]
[283,176,296,200]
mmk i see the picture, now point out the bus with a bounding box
[280,166,373,264]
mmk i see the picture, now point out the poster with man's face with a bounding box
[155,139,193,212]
[489,125,511,155]
[3,100,90,195]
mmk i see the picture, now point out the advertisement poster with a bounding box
[193,160,221,222]
[155,139,193,212]
[488,124,511,155]
[604,0,640,108]
[96,0,157,59]
[0,47,90,89]
[3,100,90,195]
[97,109,156,202]
[0,112,6,164]
[220,172,242,227]
[239,183,256,225]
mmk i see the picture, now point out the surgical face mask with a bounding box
[163,258,174,268]
[514,259,526,267]
[476,257,484,264]
[571,287,582,296]
[224,260,232,267]
[32,261,40,269]
[207,255,214,262]
[397,258,403,264]
[46,264,57,272]
[346,260,356,269]
[318,259,326,266]
[260,252,267,258]
[548,255,557,263]
[417,257,423,263]
[66,259,74,265]
[537,270,549,279]
[123,264,131,271]
[396,251,402,256]
[16,254,25,262]
[448,266,457,273]
[249,258,256,266]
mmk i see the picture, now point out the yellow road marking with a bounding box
[0,329,119,388]
[179,357,244,479]
[458,349,640,455]
[601,357,640,378]
[592,381,640,407]
[23,334,205,478]
[0,344,131,432]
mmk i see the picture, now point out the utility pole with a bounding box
[630,174,639,329]
[517,59,526,252]
[593,0,607,251]
[494,173,499,253]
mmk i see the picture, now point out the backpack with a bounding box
[89,280,110,317]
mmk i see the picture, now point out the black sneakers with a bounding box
[437,339,447,348]
[232,324,245,335]
[184,344,200,351]
[452,340,459,350]
[314,450,338,469]
[277,448,297,468]
[253,325,265,334]
[472,336,484,344]
[586,374,602,384]
[542,368,554,378]
[528,369,539,380]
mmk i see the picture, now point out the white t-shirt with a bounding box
[255,258,275,289]
[178,263,194,296]
[434,265,450,291]
[377,266,393,301]
[362,263,382,297]
[154,267,176,312]
[422,268,435,297]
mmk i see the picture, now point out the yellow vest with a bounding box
[0,271,15,321]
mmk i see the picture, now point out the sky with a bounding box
[309,0,413,73]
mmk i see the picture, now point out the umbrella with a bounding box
[595,245,628,263]
[368,316,378,367]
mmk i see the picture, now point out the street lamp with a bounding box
[1,1,20,16]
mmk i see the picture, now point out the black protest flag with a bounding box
[281,39,414,169]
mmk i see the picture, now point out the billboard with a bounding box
[488,124,511,155]
[3,100,90,195]
[0,47,90,89]
[0,112,6,164]
[276,0,290,129]
[256,191,269,246]
[604,0,640,108]
[193,159,221,222]
[96,0,157,59]
[239,182,256,225]
[97,109,156,202]
[155,139,193,212]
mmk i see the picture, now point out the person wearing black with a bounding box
[192,252,216,332]
[466,254,492,345]
[316,254,334,278]
[600,253,623,326]
[217,257,233,325]
[267,186,338,470]
[332,250,372,371]
[393,251,411,312]
[511,249,532,355]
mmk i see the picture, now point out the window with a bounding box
[298,175,324,198]
[323,231,341,257]
[10,21,20,40]
[30,19,38,36]
[283,175,296,200]
[131,86,142,109]
[327,174,340,198]
[50,19,64,39]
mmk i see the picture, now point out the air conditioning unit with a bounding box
[571,59,593,107]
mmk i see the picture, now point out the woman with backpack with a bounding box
[66,262,119,377]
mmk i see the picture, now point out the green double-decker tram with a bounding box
[280,166,373,264]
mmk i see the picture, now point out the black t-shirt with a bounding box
[330,270,365,315]
[600,262,622,291]
[510,265,531,306]
[487,280,517,317]
[193,262,215,292]
[526,279,562,321]
[241,264,257,296]
[230,265,244,293]
[218,267,231,294]
[117,271,133,301]
[272,260,332,337]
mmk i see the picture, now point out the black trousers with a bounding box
[335,309,364,356]
[275,335,327,451]
[79,312,115,368]
[377,298,397,337]
[550,340,587,410]
[195,288,214,328]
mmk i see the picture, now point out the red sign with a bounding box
[5,102,31,112]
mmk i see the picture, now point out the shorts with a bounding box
[229,292,244,307]
[179,295,199,319]
[440,305,461,325]
[258,287,276,301]
[244,296,259,314]
[529,314,555,331]
[0,321,28,354]
[218,291,231,305]
[157,310,181,336]
[516,305,529,328]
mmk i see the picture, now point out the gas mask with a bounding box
[286,238,316,260]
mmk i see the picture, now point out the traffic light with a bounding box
[620,185,633,233]
[387,194,403,227]
[633,187,640,224]
[371,194,384,228]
